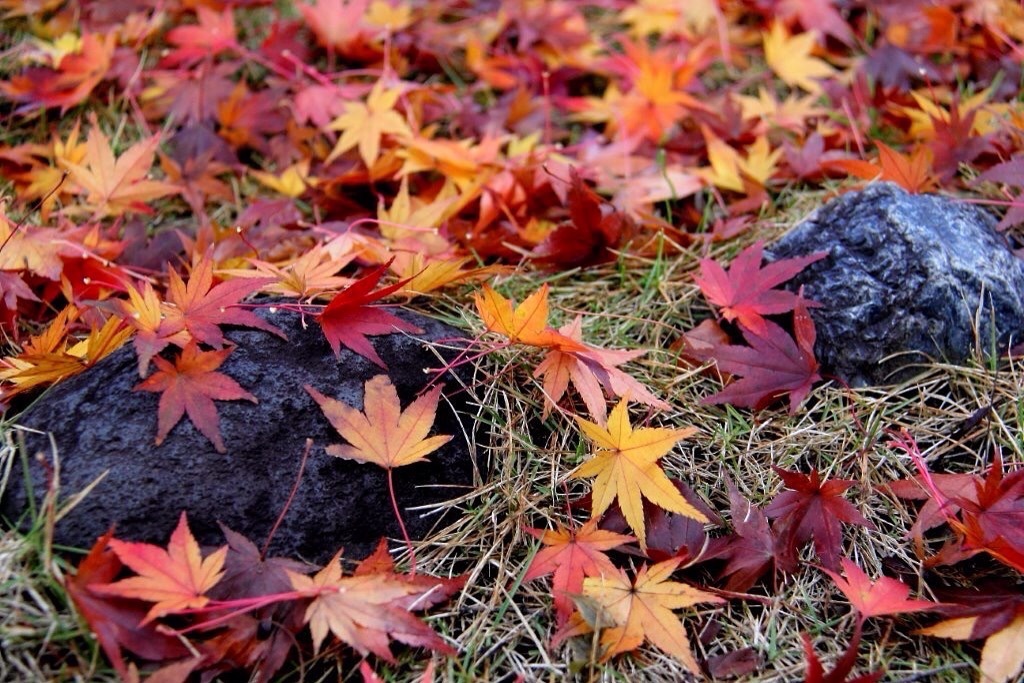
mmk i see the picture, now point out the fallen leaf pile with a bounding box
[1,0,1023,680]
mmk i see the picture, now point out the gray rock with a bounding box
[1,306,480,564]
[766,183,1024,386]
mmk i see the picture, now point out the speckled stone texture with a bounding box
[766,183,1024,386]
[1,306,480,564]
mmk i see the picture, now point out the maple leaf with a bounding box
[763,22,836,93]
[557,558,723,672]
[917,584,1024,683]
[694,298,822,414]
[93,512,228,624]
[531,167,635,270]
[693,240,825,335]
[62,120,178,218]
[221,245,355,300]
[0,203,68,279]
[764,467,874,571]
[316,262,423,368]
[325,80,412,169]
[821,557,937,622]
[824,143,937,193]
[66,531,191,680]
[572,398,706,550]
[474,283,585,351]
[305,374,452,468]
[706,479,794,591]
[533,315,668,423]
[134,343,258,453]
[164,7,238,67]
[161,252,285,349]
[523,519,634,627]
[802,621,882,683]
[287,550,459,660]
[299,0,372,55]
[118,280,191,376]
[0,33,114,113]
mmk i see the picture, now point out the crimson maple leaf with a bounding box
[706,479,794,591]
[822,557,938,623]
[764,467,874,571]
[531,167,635,270]
[316,263,422,368]
[134,343,257,453]
[802,622,882,683]
[523,519,634,627]
[694,240,824,335]
[695,297,822,414]
[161,251,285,349]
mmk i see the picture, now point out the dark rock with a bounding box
[766,183,1024,386]
[1,306,481,564]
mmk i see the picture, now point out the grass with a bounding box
[4,190,1022,680]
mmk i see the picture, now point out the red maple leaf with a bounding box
[695,297,822,414]
[802,621,882,683]
[694,240,825,335]
[531,167,635,270]
[162,251,285,349]
[316,263,422,369]
[523,519,635,627]
[764,467,874,571]
[134,343,257,453]
[821,557,938,622]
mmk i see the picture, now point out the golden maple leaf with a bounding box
[568,558,723,671]
[572,398,705,550]
[325,80,412,169]
[305,374,452,469]
[763,22,836,93]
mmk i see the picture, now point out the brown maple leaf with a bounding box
[134,342,257,453]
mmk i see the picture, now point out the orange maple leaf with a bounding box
[523,519,634,627]
[533,315,668,423]
[161,251,284,349]
[62,118,178,218]
[324,80,412,169]
[93,512,228,624]
[474,283,585,351]
[305,374,451,469]
[572,398,706,550]
[822,557,938,623]
[555,558,723,671]
[134,343,257,453]
[288,549,458,660]
[825,142,937,193]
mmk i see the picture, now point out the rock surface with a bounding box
[766,183,1024,386]
[1,306,480,564]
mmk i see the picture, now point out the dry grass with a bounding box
[2,194,1021,681]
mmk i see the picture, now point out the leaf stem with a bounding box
[261,438,312,561]
[387,467,416,575]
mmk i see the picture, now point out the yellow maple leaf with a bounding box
[763,22,836,93]
[325,80,412,168]
[737,135,783,186]
[572,398,705,550]
[569,558,724,670]
[250,159,317,198]
[918,610,1024,683]
[62,119,178,217]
